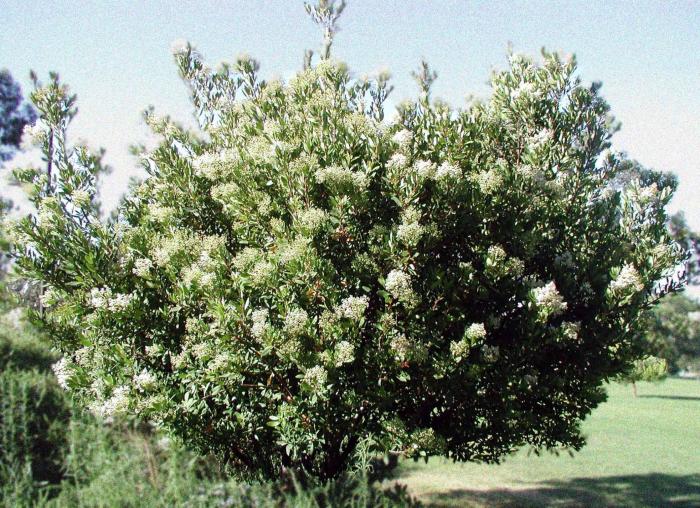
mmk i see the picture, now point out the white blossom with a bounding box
[392,129,412,147]
[108,293,134,312]
[510,81,537,102]
[90,287,112,309]
[397,221,424,246]
[315,165,368,190]
[133,258,153,277]
[134,370,157,391]
[477,169,503,194]
[95,386,130,419]
[249,259,275,286]
[387,153,408,170]
[21,120,48,150]
[637,182,659,203]
[152,235,185,266]
[390,333,412,361]
[435,162,461,181]
[464,323,487,342]
[71,189,91,208]
[334,340,355,366]
[283,308,308,336]
[303,365,328,393]
[251,309,269,339]
[385,269,415,304]
[561,321,581,341]
[533,281,568,317]
[297,207,327,233]
[414,159,436,179]
[529,128,553,150]
[149,203,175,223]
[51,358,72,390]
[609,263,644,294]
[336,295,369,320]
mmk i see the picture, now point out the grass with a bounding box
[394,378,700,507]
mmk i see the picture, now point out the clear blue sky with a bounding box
[2,0,699,231]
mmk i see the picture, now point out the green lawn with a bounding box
[393,378,700,507]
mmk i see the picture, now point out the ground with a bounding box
[394,378,700,507]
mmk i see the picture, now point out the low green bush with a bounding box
[0,366,71,505]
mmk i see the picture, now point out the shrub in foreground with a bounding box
[7,2,686,481]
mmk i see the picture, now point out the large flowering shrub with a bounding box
[6,42,686,480]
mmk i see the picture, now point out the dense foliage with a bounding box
[5,32,687,481]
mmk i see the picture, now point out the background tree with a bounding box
[668,212,700,285]
[7,2,688,482]
[0,69,36,164]
[644,293,700,374]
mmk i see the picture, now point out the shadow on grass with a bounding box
[422,473,700,508]
[639,395,700,402]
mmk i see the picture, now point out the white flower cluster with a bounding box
[510,81,538,102]
[192,150,241,180]
[477,169,504,194]
[387,153,408,171]
[182,249,218,289]
[397,222,424,246]
[232,247,261,272]
[451,323,487,361]
[251,308,269,339]
[435,162,461,181]
[148,203,175,223]
[315,165,368,190]
[36,197,59,226]
[108,293,134,312]
[336,295,369,321]
[134,369,157,391]
[283,308,308,336]
[464,323,487,343]
[249,259,275,287]
[389,333,412,361]
[385,269,415,305]
[609,263,644,294]
[94,386,130,419]
[133,258,153,277]
[561,321,581,341]
[334,340,355,366]
[278,237,310,265]
[529,129,553,151]
[533,281,568,318]
[449,339,470,361]
[303,365,328,393]
[297,207,327,233]
[21,120,48,150]
[51,358,72,390]
[413,159,436,179]
[71,189,91,208]
[152,234,186,266]
[89,287,112,309]
[392,129,412,148]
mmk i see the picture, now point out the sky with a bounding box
[1,1,699,223]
